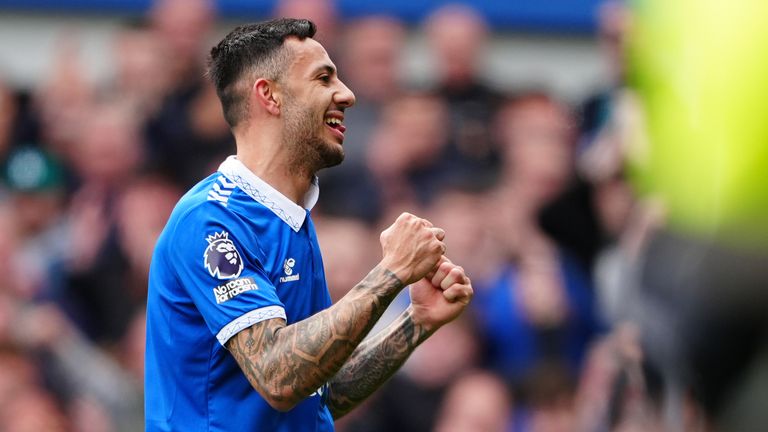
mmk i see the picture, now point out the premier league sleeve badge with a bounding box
[203,231,244,280]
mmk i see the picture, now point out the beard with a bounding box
[282,94,344,178]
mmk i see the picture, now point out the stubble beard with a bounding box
[282,96,345,179]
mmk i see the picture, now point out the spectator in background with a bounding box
[145,0,234,188]
[538,1,634,273]
[114,175,181,299]
[434,370,514,432]
[424,187,501,286]
[337,16,404,129]
[495,93,575,212]
[15,303,144,432]
[109,20,172,117]
[2,146,69,300]
[0,203,73,431]
[0,171,177,431]
[474,92,600,424]
[275,0,340,51]
[149,0,212,85]
[4,147,66,240]
[366,91,450,215]
[316,15,406,222]
[68,101,143,193]
[33,36,94,159]
[60,101,146,344]
[424,4,502,189]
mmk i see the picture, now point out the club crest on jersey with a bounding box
[203,231,243,279]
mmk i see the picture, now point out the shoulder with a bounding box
[169,173,258,231]
[168,177,228,229]
[161,175,258,252]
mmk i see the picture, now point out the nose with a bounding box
[334,78,356,109]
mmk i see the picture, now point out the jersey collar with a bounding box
[217,156,319,232]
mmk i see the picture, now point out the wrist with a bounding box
[405,305,441,336]
[377,258,410,287]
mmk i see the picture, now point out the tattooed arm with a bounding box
[327,258,474,419]
[226,213,446,412]
[226,265,404,411]
[326,306,433,418]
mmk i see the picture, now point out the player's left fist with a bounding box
[428,257,473,305]
[409,257,473,332]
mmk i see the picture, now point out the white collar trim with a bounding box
[217,156,319,232]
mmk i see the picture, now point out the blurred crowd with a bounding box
[0,0,666,431]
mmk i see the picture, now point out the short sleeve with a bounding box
[170,202,285,346]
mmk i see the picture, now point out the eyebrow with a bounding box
[310,64,336,77]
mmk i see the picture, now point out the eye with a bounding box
[318,74,331,84]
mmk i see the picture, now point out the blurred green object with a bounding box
[627,0,768,249]
[3,146,64,193]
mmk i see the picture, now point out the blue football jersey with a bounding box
[145,156,334,431]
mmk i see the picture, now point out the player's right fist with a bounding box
[379,212,446,286]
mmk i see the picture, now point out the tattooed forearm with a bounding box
[226,265,404,411]
[327,307,433,419]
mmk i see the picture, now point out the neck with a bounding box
[234,126,313,205]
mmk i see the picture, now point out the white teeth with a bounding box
[324,117,341,125]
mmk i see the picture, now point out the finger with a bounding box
[429,227,445,241]
[442,283,474,304]
[440,267,466,291]
[397,212,413,222]
[426,255,449,280]
[431,261,455,287]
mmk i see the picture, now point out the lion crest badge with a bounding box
[203,231,243,279]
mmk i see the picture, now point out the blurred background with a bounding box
[0,0,766,431]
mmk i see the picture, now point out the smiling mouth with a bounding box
[324,115,347,141]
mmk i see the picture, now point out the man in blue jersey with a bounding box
[145,18,474,431]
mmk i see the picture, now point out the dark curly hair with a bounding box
[207,18,317,127]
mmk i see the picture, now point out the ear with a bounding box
[252,78,281,116]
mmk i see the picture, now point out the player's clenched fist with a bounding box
[429,258,473,304]
[409,257,474,332]
[379,212,446,286]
